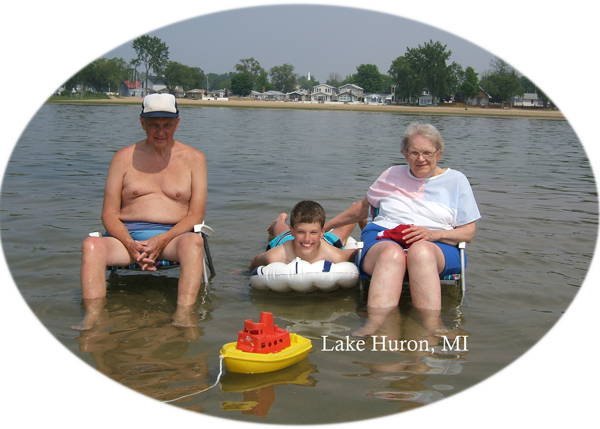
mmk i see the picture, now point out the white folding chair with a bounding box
[89,222,215,285]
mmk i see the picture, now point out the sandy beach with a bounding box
[111,97,591,121]
[48,96,565,120]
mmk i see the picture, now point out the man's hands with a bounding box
[126,234,170,271]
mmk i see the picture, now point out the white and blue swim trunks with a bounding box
[104,221,176,241]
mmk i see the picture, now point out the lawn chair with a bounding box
[359,206,466,304]
[89,222,215,285]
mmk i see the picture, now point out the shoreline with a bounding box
[47,96,566,120]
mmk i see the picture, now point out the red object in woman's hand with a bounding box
[377,224,413,248]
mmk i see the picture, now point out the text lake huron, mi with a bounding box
[1,103,596,424]
[321,335,469,353]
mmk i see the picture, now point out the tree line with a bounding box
[60,35,552,107]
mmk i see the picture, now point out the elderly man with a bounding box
[73,94,207,330]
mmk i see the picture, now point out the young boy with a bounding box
[249,200,357,270]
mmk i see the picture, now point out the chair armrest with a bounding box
[194,222,214,237]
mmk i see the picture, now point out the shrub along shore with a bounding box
[46,95,565,120]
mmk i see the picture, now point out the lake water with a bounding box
[1,104,596,424]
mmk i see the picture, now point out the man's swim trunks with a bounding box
[104,221,175,241]
[266,230,344,251]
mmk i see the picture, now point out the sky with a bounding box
[103,4,496,83]
[1,1,599,429]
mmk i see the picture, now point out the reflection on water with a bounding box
[1,104,597,424]
[342,304,468,413]
[73,274,215,404]
[219,358,316,417]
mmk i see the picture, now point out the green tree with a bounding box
[490,48,521,75]
[353,64,382,93]
[234,57,264,90]
[326,72,343,89]
[341,73,356,86]
[230,73,253,96]
[131,35,169,95]
[269,63,297,93]
[78,57,129,93]
[163,61,194,91]
[206,72,235,90]
[297,75,319,91]
[255,70,272,92]
[520,75,536,93]
[388,55,421,102]
[403,40,460,103]
[190,67,206,90]
[380,73,394,94]
[480,71,523,106]
[65,37,98,89]
[460,66,480,107]
[531,77,559,108]
[479,57,523,106]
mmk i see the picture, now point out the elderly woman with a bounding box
[324,122,480,311]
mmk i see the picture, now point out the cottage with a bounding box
[120,80,144,97]
[311,84,337,102]
[253,90,285,101]
[513,93,543,107]
[418,88,437,106]
[171,88,185,98]
[337,84,363,102]
[287,89,308,101]
[211,88,229,99]
[467,87,490,106]
[140,76,167,95]
[187,88,205,99]
[364,93,386,104]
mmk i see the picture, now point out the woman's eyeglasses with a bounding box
[406,149,438,160]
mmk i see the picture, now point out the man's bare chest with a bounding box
[122,166,192,202]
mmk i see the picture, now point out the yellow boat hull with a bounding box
[221,333,312,374]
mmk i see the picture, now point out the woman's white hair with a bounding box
[401,122,444,152]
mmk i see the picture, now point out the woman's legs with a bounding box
[406,241,445,310]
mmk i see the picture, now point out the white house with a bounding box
[210,88,229,99]
[418,88,436,106]
[311,84,336,102]
[513,93,543,107]
[252,90,286,101]
[364,93,386,104]
[140,76,167,95]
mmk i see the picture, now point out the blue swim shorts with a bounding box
[266,230,344,251]
[104,221,175,241]
[358,222,466,279]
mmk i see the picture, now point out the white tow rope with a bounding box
[162,354,225,403]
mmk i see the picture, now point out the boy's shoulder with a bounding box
[317,240,348,261]
[266,241,296,264]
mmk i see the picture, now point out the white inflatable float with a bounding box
[250,257,360,293]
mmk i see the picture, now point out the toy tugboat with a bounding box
[220,312,312,374]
